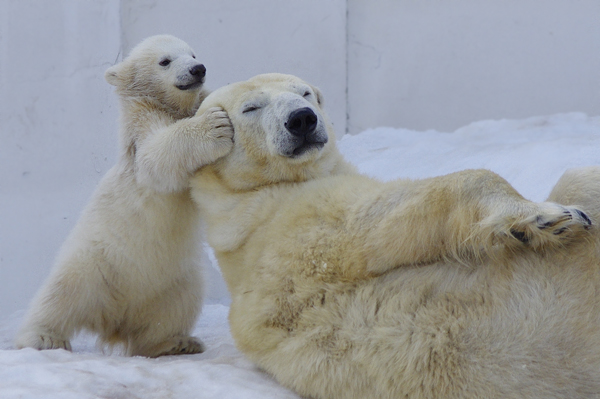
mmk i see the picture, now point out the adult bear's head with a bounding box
[195,74,348,190]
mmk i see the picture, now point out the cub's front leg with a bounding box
[356,169,592,274]
[136,107,234,192]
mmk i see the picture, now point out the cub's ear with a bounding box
[104,64,123,86]
[310,84,324,107]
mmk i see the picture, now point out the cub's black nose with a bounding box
[190,64,206,77]
[285,108,318,137]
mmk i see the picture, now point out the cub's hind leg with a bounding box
[123,268,205,358]
[15,250,114,352]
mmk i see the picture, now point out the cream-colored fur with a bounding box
[190,73,600,398]
[15,35,233,357]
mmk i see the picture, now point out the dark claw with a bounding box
[538,213,572,229]
[575,209,592,227]
[510,229,529,244]
[553,227,568,235]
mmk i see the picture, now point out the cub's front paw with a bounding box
[198,106,234,162]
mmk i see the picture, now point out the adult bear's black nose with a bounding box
[285,108,318,137]
[190,64,206,77]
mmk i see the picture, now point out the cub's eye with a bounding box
[192,54,196,59]
[242,106,261,114]
[303,91,311,97]
[159,58,171,67]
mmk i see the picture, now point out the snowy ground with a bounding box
[1,112,599,398]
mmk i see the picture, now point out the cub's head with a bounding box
[194,73,350,190]
[105,35,207,116]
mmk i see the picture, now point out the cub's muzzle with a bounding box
[190,64,206,78]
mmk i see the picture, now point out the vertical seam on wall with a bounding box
[0,0,7,98]
[118,0,125,63]
[345,0,349,135]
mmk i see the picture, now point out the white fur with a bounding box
[15,35,233,357]
[190,74,600,398]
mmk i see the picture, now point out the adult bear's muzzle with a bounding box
[284,107,328,157]
[285,107,318,137]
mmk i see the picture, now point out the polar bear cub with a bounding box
[15,35,233,357]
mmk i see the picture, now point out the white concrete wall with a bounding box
[0,0,121,317]
[348,0,600,133]
[120,0,348,133]
[2,0,599,318]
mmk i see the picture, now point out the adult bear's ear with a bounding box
[104,64,123,86]
[310,84,324,107]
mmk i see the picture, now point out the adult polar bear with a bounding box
[190,73,600,398]
[15,35,233,357]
